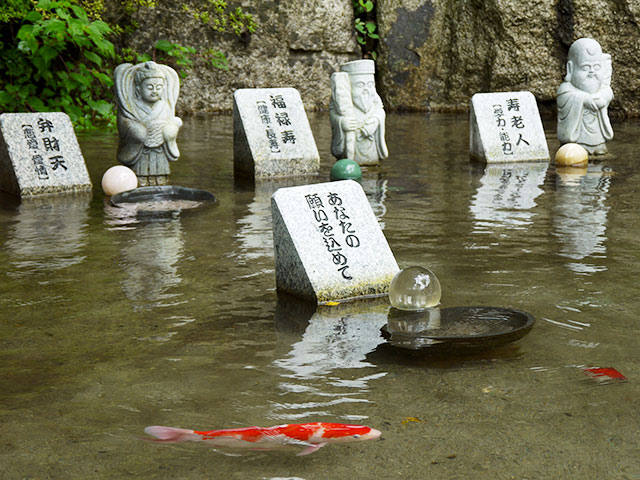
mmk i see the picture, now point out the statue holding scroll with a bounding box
[330,59,388,166]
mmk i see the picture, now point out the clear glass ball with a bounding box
[389,266,441,311]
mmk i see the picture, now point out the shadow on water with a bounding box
[369,341,527,369]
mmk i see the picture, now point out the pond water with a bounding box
[1,112,638,479]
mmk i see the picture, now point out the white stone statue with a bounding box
[114,61,182,186]
[557,38,613,156]
[330,59,388,166]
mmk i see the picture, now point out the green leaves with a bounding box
[83,50,102,66]
[1,0,253,129]
[181,1,257,35]
[355,0,374,14]
[352,0,379,59]
[206,48,229,71]
[0,0,118,129]
[153,40,229,77]
[154,40,195,77]
[24,11,43,23]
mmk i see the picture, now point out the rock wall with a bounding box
[117,0,360,115]
[377,0,640,117]
[117,1,640,116]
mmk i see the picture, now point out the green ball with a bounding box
[330,158,362,181]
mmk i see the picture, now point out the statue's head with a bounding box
[566,38,606,94]
[134,61,166,103]
[340,60,376,113]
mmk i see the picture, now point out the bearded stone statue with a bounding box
[557,38,613,156]
[114,61,182,186]
[330,60,388,166]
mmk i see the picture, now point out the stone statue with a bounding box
[330,59,388,166]
[557,38,613,156]
[114,61,182,186]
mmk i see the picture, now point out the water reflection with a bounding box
[470,162,548,232]
[3,193,90,276]
[360,175,389,227]
[234,177,319,263]
[104,202,185,309]
[271,296,388,421]
[552,164,612,274]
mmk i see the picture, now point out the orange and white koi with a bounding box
[143,422,381,456]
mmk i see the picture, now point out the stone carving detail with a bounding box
[557,38,614,155]
[114,61,182,185]
[330,60,388,166]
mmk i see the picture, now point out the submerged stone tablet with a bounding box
[233,87,320,178]
[470,91,550,163]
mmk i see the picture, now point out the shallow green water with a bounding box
[1,112,639,479]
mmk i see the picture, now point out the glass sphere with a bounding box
[389,266,441,311]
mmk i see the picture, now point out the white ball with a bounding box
[101,165,138,196]
[555,143,588,167]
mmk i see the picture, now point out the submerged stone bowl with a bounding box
[381,306,535,352]
[110,185,217,211]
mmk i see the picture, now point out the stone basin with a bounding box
[110,185,217,212]
[381,306,535,352]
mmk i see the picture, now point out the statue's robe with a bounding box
[557,81,613,149]
[117,99,179,177]
[330,95,388,166]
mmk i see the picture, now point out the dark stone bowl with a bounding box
[110,185,217,210]
[381,306,535,352]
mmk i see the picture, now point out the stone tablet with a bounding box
[233,87,320,178]
[0,112,91,196]
[271,180,398,303]
[470,91,550,163]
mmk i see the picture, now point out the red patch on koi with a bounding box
[194,423,325,443]
[583,367,627,381]
[275,423,316,441]
[320,423,372,439]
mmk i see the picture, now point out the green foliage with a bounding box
[0,0,258,129]
[0,0,32,23]
[353,0,379,60]
[0,0,116,130]
[180,0,257,35]
[153,39,229,77]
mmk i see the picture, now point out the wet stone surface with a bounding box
[0,112,92,196]
[271,179,398,303]
[233,87,320,178]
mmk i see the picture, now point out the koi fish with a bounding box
[143,422,381,456]
[583,367,627,381]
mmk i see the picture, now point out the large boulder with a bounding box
[377,0,640,117]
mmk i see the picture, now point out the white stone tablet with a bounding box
[233,87,320,178]
[470,91,550,163]
[271,180,398,303]
[0,112,92,196]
